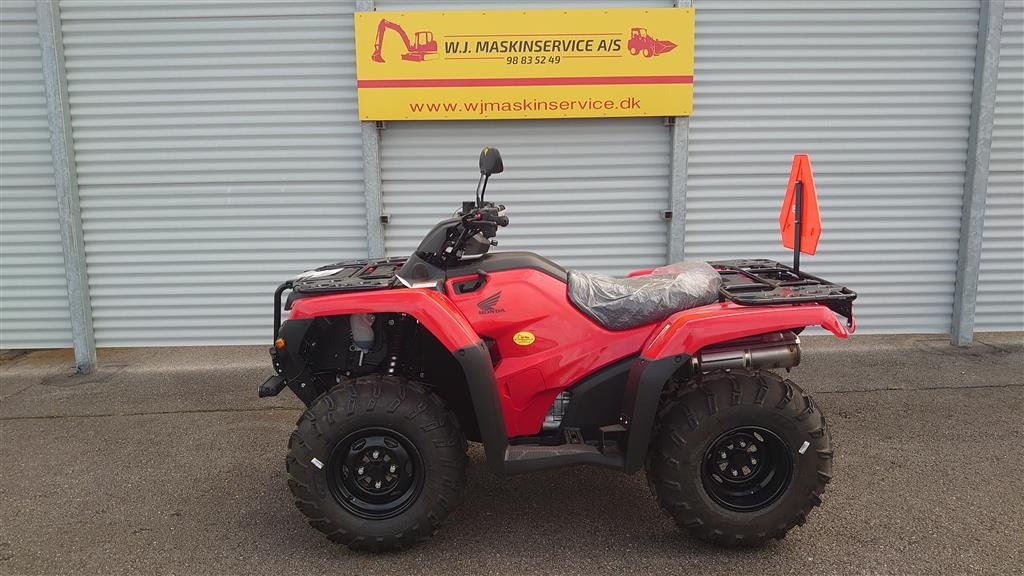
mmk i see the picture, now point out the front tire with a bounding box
[286,375,468,551]
[646,369,832,546]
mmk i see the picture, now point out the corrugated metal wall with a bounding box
[379,119,671,275]
[0,0,73,349]
[376,1,674,277]
[976,2,1024,332]
[684,0,980,333]
[59,0,366,345]
[3,1,1021,350]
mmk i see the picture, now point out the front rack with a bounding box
[709,259,856,326]
[291,256,408,295]
[272,256,408,339]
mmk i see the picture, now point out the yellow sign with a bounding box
[513,332,536,346]
[354,8,694,120]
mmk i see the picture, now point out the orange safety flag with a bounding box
[779,154,822,255]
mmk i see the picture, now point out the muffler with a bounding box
[693,331,800,372]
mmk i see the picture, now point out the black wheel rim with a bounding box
[701,426,793,512]
[327,427,425,520]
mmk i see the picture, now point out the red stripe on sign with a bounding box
[357,75,693,88]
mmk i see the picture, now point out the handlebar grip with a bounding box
[495,215,509,227]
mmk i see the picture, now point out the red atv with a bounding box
[260,147,856,551]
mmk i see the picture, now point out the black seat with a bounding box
[567,261,722,330]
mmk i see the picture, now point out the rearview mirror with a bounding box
[479,147,503,176]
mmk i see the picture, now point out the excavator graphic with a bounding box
[372,19,438,63]
[628,27,677,57]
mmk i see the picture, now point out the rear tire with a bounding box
[646,369,832,546]
[286,375,468,551]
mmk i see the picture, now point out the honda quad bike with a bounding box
[259,147,857,551]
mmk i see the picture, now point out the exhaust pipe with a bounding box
[693,331,801,372]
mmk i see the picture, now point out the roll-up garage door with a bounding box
[0,1,73,349]
[379,119,671,276]
[375,1,675,277]
[976,3,1024,332]
[684,0,980,333]
[60,0,366,345]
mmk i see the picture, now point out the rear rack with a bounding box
[709,259,856,326]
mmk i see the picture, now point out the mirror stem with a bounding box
[480,174,490,206]
[474,173,484,207]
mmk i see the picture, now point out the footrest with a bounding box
[258,374,287,398]
[505,443,599,461]
[503,442,622,474]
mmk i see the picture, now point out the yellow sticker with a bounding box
[513,331,536,346]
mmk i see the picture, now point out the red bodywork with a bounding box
[641,301,850,360]
[289,267,853,439]
[445,270,651,437]
[290,289,478,352]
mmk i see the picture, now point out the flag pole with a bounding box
[793,180,803,272]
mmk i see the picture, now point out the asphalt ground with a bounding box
[1,333,1022,576]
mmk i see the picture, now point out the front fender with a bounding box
[621,301,852,472]
[288,288,508,474]
[289,288,480,351]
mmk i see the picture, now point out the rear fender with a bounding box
[620,302,852,472]
[642,301,850,360]
[287,288,508,474]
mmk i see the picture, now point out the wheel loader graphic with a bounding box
[628,27,677,57]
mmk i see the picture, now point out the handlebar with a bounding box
[462,203,508,228]
[422,202,510,265]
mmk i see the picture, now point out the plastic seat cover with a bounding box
[567,261,722,330]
